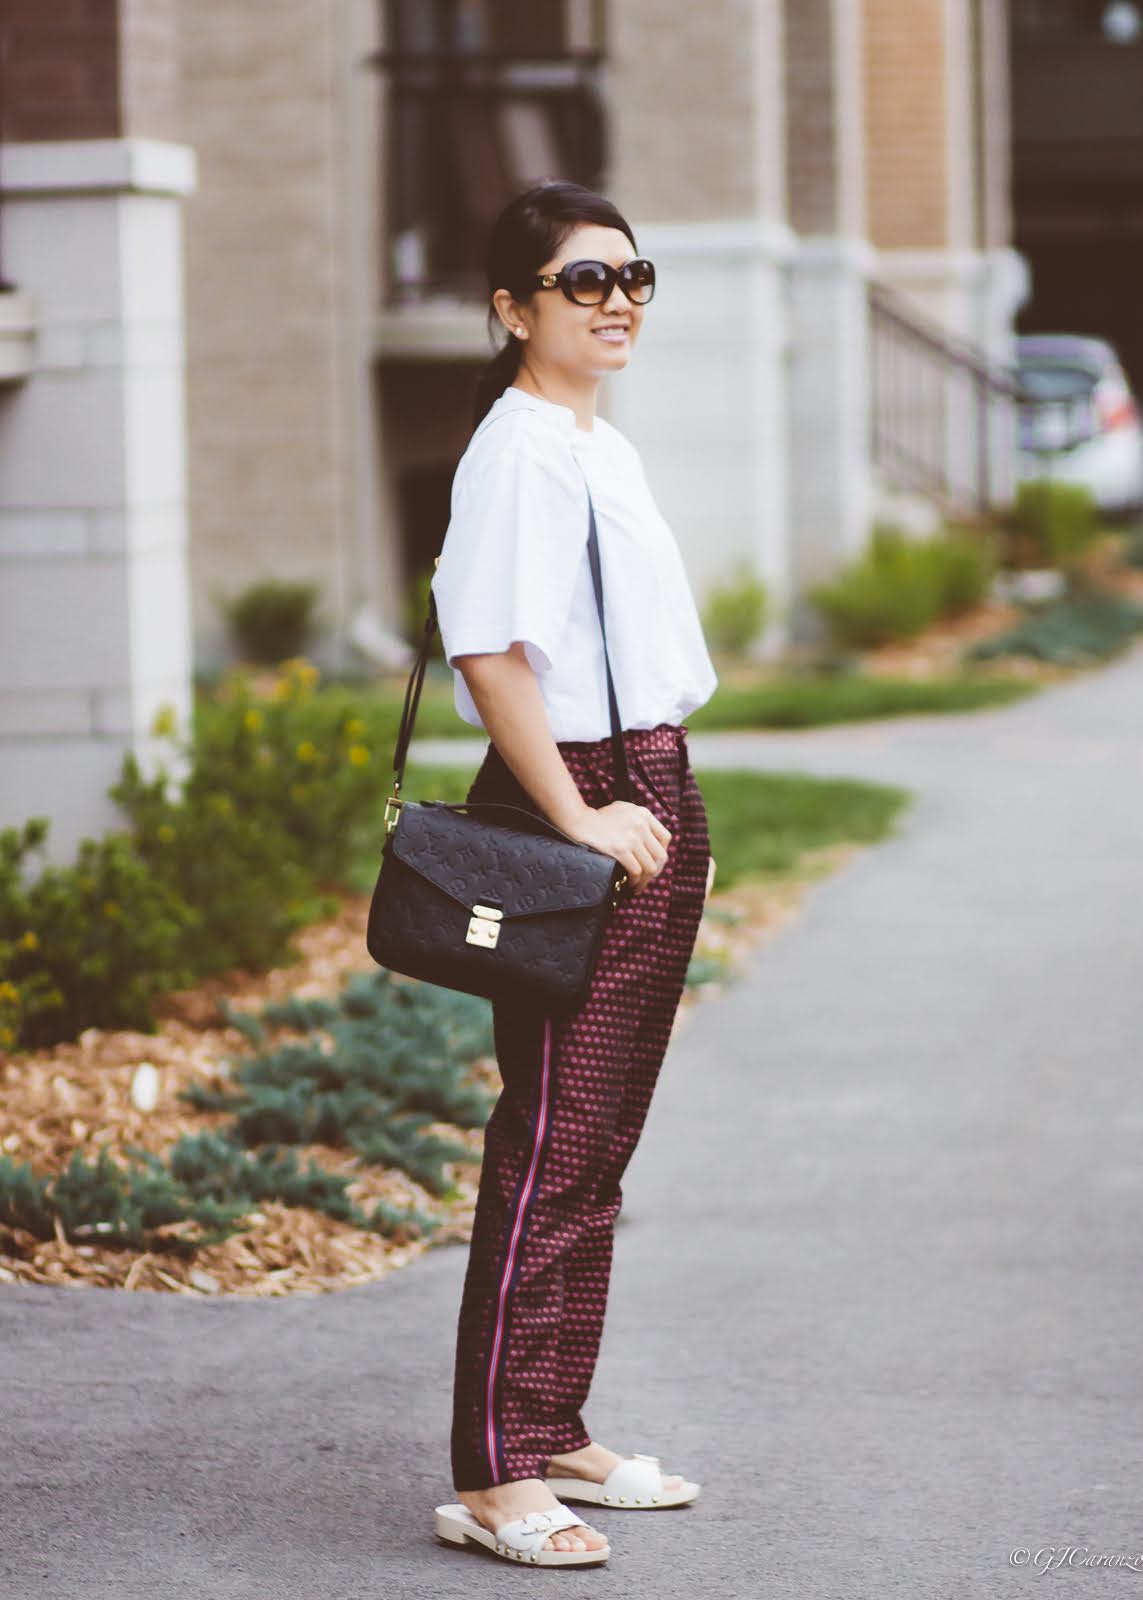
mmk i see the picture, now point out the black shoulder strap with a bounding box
[389,414,632,805]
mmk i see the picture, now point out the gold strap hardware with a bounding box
[384,790,403,834]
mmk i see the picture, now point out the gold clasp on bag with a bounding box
[466,903,503,948]
[384,789,402,835]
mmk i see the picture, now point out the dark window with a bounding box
[1013,0,1143,40]
[376,0,607,303]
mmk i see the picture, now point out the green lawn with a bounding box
[682,671,1035,729]
[347,759,911,896]
[285,662,1036,746]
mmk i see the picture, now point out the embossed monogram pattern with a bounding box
[450,722,712,1490]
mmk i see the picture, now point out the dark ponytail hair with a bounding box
[470,179,638,432]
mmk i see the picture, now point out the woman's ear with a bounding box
[491,288,522,337]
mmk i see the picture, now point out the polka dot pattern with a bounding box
[449,722,711,1491]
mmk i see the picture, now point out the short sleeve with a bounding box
[430,433,589,674]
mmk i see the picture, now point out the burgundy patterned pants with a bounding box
[450,720,712,1491]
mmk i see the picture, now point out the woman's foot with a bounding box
[546,1440,686,1495]
[456,1479,609,1554]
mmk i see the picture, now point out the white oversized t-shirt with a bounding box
[430,384,718,743]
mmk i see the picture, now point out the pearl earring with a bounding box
[515,327,525,337]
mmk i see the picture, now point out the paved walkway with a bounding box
[3,647,1143,1598]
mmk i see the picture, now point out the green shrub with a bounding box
[0,818,197,1050]
[808,524,940,648]
[111,662,391,970]
[918,525,998,616]
[0,1131,438,1255]
[1004,480,1098,569]
[1,660,397,1050]
[701,559,770,656]
[404,567,447,662]
[217,578,323,665]
[109,752,329,979]
[965,590,1143,665]
[808,522,1001,649]
[122,658,385,888]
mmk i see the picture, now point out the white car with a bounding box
[1016,334,1143,516]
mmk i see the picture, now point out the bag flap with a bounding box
[390,801,616,918]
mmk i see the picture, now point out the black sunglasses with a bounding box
[532,257,656,307]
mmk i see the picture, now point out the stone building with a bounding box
[0,0,1023,859]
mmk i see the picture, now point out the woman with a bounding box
[430,179,718,1570]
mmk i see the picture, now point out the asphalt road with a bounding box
[3,644,1143,1599]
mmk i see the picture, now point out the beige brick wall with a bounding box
[177,0,350,654]
[120,0,179,140]
[974,0,1011,252]
[863,0,950,249]
[785,0,865,236]
[786,0,842,234]
[608,0,774,222]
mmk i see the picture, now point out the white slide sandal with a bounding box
[545,1451,701,1508]
[434,1501,611,1566]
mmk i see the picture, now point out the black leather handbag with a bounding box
[365,476,633,1013]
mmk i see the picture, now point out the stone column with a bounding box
[606,1,795,660]
[0,1,196,864]
[783,0,874,635]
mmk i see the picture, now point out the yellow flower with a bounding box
[102,899,122,919]
[150,703,178,738]
[0,981,20,1004]
[348,744,370,766]
[277,657,319,698]
[0,1027,14,1049]
[286,657,320,686]
[243,708,263,732]
[20,930,38,951]
[157,823,176,844]
[295,740,317,763]
[345,717,365,740]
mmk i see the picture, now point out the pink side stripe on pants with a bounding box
[450,721,711,1490]
[483,1015,553,1481]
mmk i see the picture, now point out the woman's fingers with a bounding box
[626,809,670,894]
[647,811,672,846]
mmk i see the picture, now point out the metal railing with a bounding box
[868,281,1024,517]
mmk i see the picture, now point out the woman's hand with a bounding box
[570,800,671,896]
